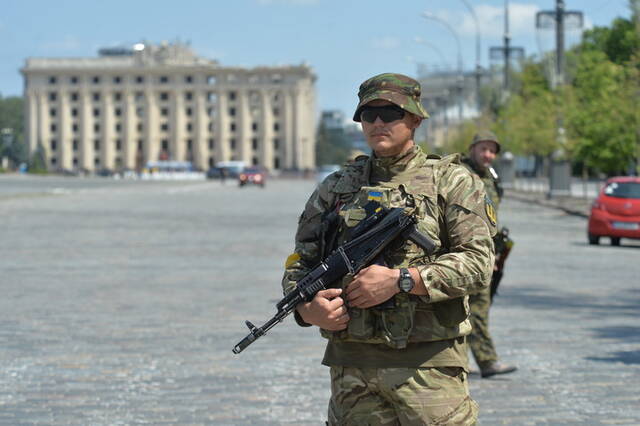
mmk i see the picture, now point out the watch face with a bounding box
[399,269,414,292]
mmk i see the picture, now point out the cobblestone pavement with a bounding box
[0,175,638,425]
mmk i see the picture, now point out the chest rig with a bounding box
[319,155,471,348]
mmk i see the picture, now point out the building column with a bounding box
[215,91,230,162]
[172,90,185,161]
[194,91,207,169]
[37,93,51,169]
[146,90,160,162]
[79,91,94,171]
[26,91,38,153]
[237,89,251,165]
[283,90,294,169]
[260,90,274,170]
[59,90,72,170]
[101,90,114,170]
[123,91,136,169]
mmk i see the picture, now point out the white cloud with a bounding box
[41,35,82,52]
[371,36,401,50]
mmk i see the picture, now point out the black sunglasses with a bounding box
[360,105,406,123]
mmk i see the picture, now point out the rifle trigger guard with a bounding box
[337,246,355,274]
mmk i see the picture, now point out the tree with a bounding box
[0,95,28,166]
[315,121,351,166]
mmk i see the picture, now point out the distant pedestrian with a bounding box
[220,167,228,185]
[461,130,518,378]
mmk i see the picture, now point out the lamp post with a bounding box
[422,12,464,122]
[459,0,482,114]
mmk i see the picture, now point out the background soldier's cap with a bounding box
[353,73,430,122]
[470,130,501,153]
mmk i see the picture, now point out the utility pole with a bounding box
[490,0,524,93]
[536,1,583,197]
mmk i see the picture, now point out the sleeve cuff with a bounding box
[294,310,312,327]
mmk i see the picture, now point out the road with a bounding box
[0,175,638,425]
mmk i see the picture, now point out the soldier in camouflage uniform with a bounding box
[282,73,496,425]
[461,131,518,379]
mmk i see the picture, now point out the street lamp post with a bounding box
[459,0,482,114]
[421,12,464,123]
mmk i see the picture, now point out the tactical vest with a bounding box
[319,154,472,349]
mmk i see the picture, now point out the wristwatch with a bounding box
[398,268,414,293]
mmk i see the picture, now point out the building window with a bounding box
[116,139,122,150]
[49,108,57,117]
[94,124,100,133]
[72,139,78,151]
[160,92,169,101]
[185,75,193,84]
[114,92,122,102]
[48,76,57,84]
[209,157,215,167]
[230,138,236,150]
[252,138,258,150]
[273,107,280,116]
[273,138,279,149]
[252,122,258,131]
[93,92,101,102]
[136,107,144,118]
[160,123,169,132]
[136,76,144,84]
[93,108,100,117]
[137,140,143,151]
[186,139,193,150]
[70,76,79,84]
[252,157,259,166]
[208,122,214,132]
[161,107,169,117]
[51,157,57,166]
[70,92,79,102]
[273,123,280,132]
[115,123,122,132]
[50,123,57,132]
[161,139,169,150]
[274,157,280,169]
[94,157,100,166]
[228,91,236,101]
[208,138,214,150]
[73,157,78,166]
[272,74,283,83]
[94,140,100,150]
[207,92,217,103]
[159,76,169,84]
[92,76,101,84]
[137,123,143,132]
[186,122,193,132]
[135,92,144,102]
[185,107,192,116]
[50,139,57,150]
[113,76,122,84]
[49,92,57,101]
[185,91,193,101]
[228,107,236,116]
[115,107,122,117]
[207,75,216,84]
[72,123,79,132]
[71,108,78,117]
[230,123,236,132]
[207,107,215,117]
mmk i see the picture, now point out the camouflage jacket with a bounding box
[282,146,496,348]
[461,156,502,211]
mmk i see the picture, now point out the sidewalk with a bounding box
[505,188,594,218]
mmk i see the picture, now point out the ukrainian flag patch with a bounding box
[367,191,383,201]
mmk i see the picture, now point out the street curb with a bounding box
[505,190,591,218]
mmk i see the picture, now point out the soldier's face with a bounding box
[360,100,421,158]
[470,141,498,169]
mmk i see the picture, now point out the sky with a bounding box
[0,0,634,119]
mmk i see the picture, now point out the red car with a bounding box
[238,167,266,188]
[588,176,640,245]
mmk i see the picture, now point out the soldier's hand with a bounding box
[296,288,349,331]
[345,265,400,309]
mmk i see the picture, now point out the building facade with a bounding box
[21,42,317,172]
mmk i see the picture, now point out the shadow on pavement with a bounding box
[586,350,640,365]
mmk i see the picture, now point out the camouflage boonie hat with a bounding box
[470,130,501,154]
[353,73,430,122]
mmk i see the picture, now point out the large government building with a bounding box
[21,42,317,173]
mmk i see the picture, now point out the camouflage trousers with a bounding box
[467,286,498,365]
[328,366,478,425]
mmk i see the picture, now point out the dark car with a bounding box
[238,167,266,187]
[588,176,640,245]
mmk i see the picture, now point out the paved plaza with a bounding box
[0,175,639,425]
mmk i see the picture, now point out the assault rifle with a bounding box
[490,227,514,302]
[232,202,436,354]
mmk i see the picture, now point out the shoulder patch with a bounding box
[484,194,497,227]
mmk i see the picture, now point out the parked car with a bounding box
[587,176,640,245]
[238,167,266,187]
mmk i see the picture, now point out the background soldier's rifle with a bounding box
[232,201,435,354]
[490,227,514,302]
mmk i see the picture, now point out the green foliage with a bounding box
[315,121,351,166]
[28,144,47,174]
[0,95,28,165]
